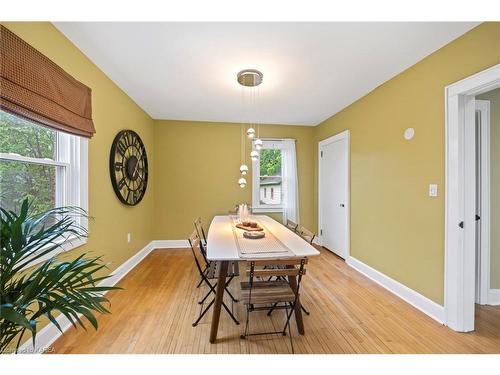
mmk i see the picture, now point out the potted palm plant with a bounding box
[0,198,119,354]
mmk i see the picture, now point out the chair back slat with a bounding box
[194,217,207,244]
[246,258,307,281]
[246,268,305,277]
[298,226,316,244]
[188,230,199,248]
[286,219,298,232]
[248,258,308,267]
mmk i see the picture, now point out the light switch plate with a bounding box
[429,184,438,197]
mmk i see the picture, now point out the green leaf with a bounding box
[0,305,34,332]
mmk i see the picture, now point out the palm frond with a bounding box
[0,198,120,354]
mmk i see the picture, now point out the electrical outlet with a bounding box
[429,184,438,197]
[127,233,131,243]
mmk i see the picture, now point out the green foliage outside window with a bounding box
[259,149,282,176]
[0,110,57,215]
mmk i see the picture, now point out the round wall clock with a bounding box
[109,130,148,206]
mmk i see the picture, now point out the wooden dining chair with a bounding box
[188,231,240,327]
[298,226,316,245]
[239,258,307,353]
[285,219,299,232]
[193,217,211,288]
[266,226,314,317]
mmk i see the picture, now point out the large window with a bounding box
[252,141,284,212]
[0,110,88,252]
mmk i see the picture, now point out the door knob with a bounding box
[339,203,345,207]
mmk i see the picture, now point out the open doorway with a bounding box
[475,88,500,309]
[445,64,500,332]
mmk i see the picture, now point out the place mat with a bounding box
[230,216,294,259]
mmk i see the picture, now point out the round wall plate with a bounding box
[404,127,415,140]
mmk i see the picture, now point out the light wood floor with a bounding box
[51,247,500,354]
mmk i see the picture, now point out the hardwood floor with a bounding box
[51,247,500,354]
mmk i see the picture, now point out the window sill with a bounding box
[252,207,283,214]
[21,236,87,270]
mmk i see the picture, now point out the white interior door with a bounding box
[319,131,349,259]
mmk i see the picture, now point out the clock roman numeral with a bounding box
[118,177,126,190]
[114,162,123,172]
[117,140,127,156]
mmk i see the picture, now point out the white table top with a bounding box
[206,215,320,261]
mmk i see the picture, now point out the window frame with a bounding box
[0,116,88,263]
[252,139,284,213]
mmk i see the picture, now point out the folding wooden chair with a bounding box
[239,258,307,353]
[267,224,315,317]
[298,226,316,245]
[188,231,240,327]
[193,217,209,288]
[285,219,299,232]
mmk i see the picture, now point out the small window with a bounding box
[0,109,88,254]
[252,142,283,212]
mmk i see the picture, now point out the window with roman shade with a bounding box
[0,25,95,138]
[0,25,90,258]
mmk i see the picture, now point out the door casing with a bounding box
[445,63,500,332]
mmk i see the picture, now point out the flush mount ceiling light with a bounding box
[237,69,263,87]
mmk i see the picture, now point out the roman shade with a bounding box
[0,25,95,138]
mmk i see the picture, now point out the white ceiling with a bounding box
[54,22,478,126]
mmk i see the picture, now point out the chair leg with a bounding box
[286,303,295,354]
[196,266,209,288]
[224,275,239,302]
[224,286,238,303]
[282,301,297,337]
[199,288,212,305]
[266,302,279,316]
[192,299,215,327]
[301,304,311,315]
[221,300,240,325]
[240,304,251,340]
[198,280,217,304]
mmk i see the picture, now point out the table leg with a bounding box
[209,260,229,343]
[287,268,305,335]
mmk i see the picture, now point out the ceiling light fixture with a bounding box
[237,69,263,87]
[237,69,264,187]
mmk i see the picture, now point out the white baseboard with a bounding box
[17,239,187,354]
[150,239,190,249]
[18,241,155,354]
[488,289,500,305]
[346,256,445,324]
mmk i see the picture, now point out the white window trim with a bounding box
[252,139,285,213]
[0,131,88,267]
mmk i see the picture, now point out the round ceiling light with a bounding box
[237,69,263,87]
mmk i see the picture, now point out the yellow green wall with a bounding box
[1,22,156,282]
[3,21,500,349]
[313,22,500,304]
[1,21,157,350]
[153,120,315,239]
[478,87,500,289]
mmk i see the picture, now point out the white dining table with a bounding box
[206,215,320,343]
